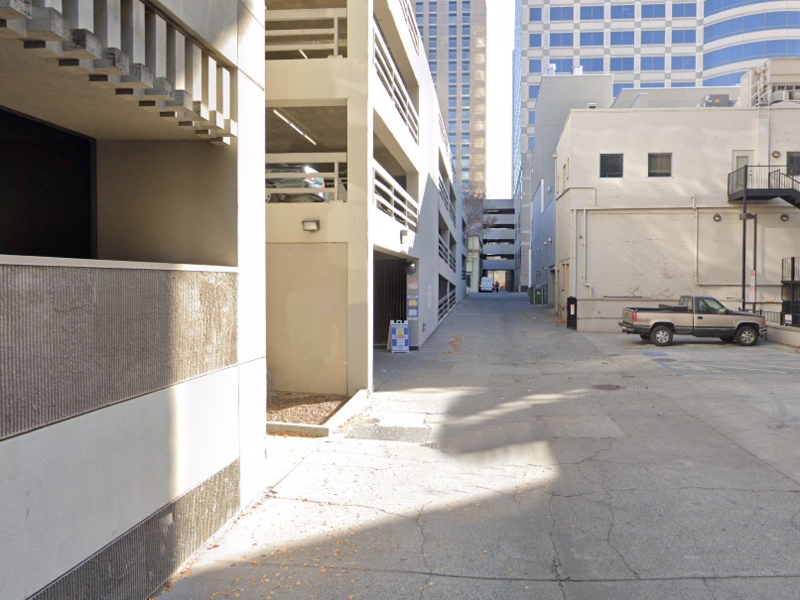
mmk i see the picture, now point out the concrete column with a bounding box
[93,0,120,47]
[120,0,144,64]
[166,25,185,89]
[186,42,206,118]
[62,0,92,29]
[236,5,267,503]
[202,53,218,125]
[345,0,375,394]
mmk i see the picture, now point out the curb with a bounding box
[266,389,372,437]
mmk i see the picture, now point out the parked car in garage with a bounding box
[265,165,325,202]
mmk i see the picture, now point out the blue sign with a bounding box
[407,295,419,321]
[390,321,410,353]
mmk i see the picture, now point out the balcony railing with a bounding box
[438,289,456,321]
[438,112,455,172]
[462,231,468,246]
[374,161,419,231]
[265,152,347,202]
[398,0,421,54]
[782,257,800,283]
[439,176,456,224]
[448,252,456,272]
[728,165,800,201]
[265,9,347,59]
[438,237,449,262]
[374,22,419,144]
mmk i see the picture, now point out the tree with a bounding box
[463,185,496,236]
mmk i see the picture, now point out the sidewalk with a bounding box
[157,294,800,600]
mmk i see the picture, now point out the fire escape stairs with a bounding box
[727,166,800,210]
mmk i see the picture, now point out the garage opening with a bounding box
[374,251,408,347]
[0,107,94,259]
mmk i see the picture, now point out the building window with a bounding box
[600,154,624,178]
[462,84,470,95]
[671,81,696,87]
[449,36,457,47]
[529,33,542,47]
[641,56,665,70]
[429,13,437,24]
[449,49,457,59]
[529,59,542,73]
[529,111,535,125]
[429,47,437,59]
[641,3,666,18]
[672,2,697,17]
[550,58,573,73]
[550,32,574,47]
[672,55,696,70]
[672,29,697,44]
[581,57,604,72]
[550,6,574,21]
[610,57,634,71]
[786,152,800,177]
[641,30,666,44]
[648,153,672,177]
[613,83,634,96]
[611,4,635,19]
[529,7,542,21]
[528,137,535,150]
[611,31,634,45]
[580,31,604,46]
[580,5,604,20]
[449,25,457,35]
[429,25,437,37]
[529,85,540,99]
[640,82,665,87]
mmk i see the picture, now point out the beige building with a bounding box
[0,1,267,599]
[554,59,800,332]
[263,0,466,396]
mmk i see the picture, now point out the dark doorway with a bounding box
[0,107,94,258]
[374,254,407,346]
[567,296,578,330]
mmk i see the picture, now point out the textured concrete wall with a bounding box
[0,265,237,441]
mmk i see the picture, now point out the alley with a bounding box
[158,294,800,600]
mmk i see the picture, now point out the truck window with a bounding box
[681,296,692,311]
[697,298,727,314]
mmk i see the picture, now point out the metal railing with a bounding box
[438,237,449,262]
[438,176,456,224]
[437,289,457,322]
[374,22,419,144]
[373,161,419,231]
[398,0,421,54]
[438,112,455,173]
[448,252,456,272]
[783,257,800,282]
[265,152,347,202]
[728,165,800,197]
[462,230,468,246]
[461,266,467,281]
[265,9,347,59]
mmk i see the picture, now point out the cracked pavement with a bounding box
[157,294,800,600]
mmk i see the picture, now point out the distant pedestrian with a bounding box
[493,282,499,293]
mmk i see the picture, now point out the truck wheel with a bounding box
[639,334,651,342]
[651,325,673,347]
[735,325,759,347]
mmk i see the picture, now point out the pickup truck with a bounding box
[619,295,767,347]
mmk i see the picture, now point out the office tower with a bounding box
[523,0,800,164]
[416,0,487,193]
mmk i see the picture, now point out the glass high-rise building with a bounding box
[523,0,800,154]
[416,0,487,193]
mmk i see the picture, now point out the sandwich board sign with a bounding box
[389,320,410,353]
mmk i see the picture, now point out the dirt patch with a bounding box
[445,335,463,355]
[268,391,348,425]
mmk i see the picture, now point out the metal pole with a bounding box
[742,180,748,311]
[753,213,758,313]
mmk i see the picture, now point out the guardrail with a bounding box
[437,289,457,321]
[438,112,455,173]
[265,152,347,202]
[448,289,456,311]
[373,160,419,231]
[728,165,800,196]
[462,231,468,246]
[265,8,347,59]
[398,0,421,54]
[438,237,449,262]
[448,252,456,272]
[438,176,456,224]
[374,22,419,144]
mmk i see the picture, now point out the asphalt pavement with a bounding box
[156,293,800,600]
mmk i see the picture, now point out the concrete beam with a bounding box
[0,16,27,37]
[0,0,32,19]
[63,28,102,59]
[26,6,70,41]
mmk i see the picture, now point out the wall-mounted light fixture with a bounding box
[781,214,790,222]
[405,260,417,275]
[773,150,781,159]
[713,214,722,222]
[302,219,320,232]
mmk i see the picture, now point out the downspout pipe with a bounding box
[582,208,593,297]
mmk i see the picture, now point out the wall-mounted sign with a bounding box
[407,295,419,321]
[389,320,410,353]
[408,277,419,290]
